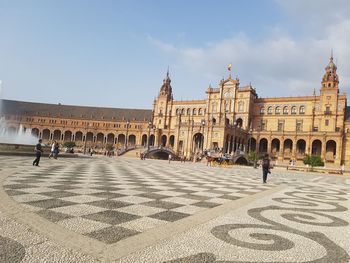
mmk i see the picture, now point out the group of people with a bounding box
[32,138,272,184]
[49,141,60,159]
[33,139,60,167]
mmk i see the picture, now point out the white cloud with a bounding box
[148,1,350,100]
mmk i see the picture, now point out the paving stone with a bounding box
[85,226,140,244]
[142,200,183,210]
[83,210,141,225]
[36,210,74,222]
[25,199,76,209]
[149,211,190,222]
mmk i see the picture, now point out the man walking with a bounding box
[262,153,270,183]
[168,154,172,164]
[33,139,43,166]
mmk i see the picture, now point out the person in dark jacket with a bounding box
[33,139,43,166]
[262,153,271,183]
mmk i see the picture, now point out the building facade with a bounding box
[1,57,350,165]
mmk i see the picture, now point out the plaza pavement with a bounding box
[0,156,349,262]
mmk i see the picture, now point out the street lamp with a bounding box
[83,122,90,155]
[248,128,253,153]
[201,119,205,152]
[125,121,130,150]
[147,121,152,150]
[153,127,157,147]
[233,121,237,154]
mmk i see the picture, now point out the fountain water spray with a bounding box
[0,81,38,145]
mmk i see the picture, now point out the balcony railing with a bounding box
[324,111,332,115]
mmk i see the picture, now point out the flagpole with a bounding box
[228,63,232,79]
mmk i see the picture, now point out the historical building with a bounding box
[1,56,349,165]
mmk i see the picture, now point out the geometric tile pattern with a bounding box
[3,157,275,244]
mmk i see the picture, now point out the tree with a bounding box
[63,141,76,148]
[303,154,324,167]
[247,151,259,168]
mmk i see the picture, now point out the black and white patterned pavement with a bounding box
[0,156,349,262]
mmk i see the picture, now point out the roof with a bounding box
[0,99,152,122]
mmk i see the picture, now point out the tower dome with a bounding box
[321,56,339,89]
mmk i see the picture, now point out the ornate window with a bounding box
[198,108,203,115]
[238,102,244,112]
[187,108,191,115]
[192,108,197,115]
[278,120,284,131]
[291,106,297,114]
[267,106,273,115]
[299,106,305,114]
[275,106,281,114]
[260,107,265,115]
[225,101,229,112]
[283,106,288,114]
[212,103,217,113]
[296,119,303,131]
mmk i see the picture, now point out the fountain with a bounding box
[0,119,38,145]
[0,82,44,155]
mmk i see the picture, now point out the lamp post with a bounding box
[125,121,130,150]
[233,121,237,154]
[83,122,90,155]
[248,128,253,153]
[147,121,152,150]
[201,119,205,153]
[153,127,156,147]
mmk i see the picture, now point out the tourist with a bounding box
[262,153,271,183]
[168,154,172,163]
[33,139,43,166]
[48,140,56,159]
[53,142,59,159]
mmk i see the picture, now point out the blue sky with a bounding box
[1,0,350,109]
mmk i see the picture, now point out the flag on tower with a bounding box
[227,63,232,71]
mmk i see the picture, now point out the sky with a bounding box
[1,0,350,109]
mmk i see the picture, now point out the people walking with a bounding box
[33,139,43,166]
[49,141,55,159]
[168,154,172,163]
[53,142,59,159]
[262,153,271,183]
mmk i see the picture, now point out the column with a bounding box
[279,138,284,162]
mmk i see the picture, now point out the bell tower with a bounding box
[153,69,174,131]
[319,55,340,132]
[321,55,339,91]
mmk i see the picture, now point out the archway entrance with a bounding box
[312,140,322,156]
[271,138,280,157]
[248,137,257,152]
[169,135,175,148]
[326,140,336,161]
[193,133,204,154]
[283,139,293,158]
[161,135,167,147]
[259,138,268,154]
[296,139,306,158]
